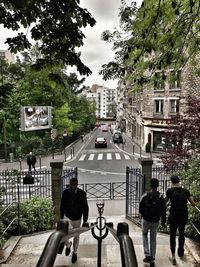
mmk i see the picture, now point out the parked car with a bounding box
[95,137,107,148]
[113,132,123,143]
[101,126,108,132]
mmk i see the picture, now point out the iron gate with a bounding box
[125,167,144,221]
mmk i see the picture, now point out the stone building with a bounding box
[0,49,15,64]
[117,63,200,152]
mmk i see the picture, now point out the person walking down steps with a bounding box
[139,178,166,267]
[59,177,89,264]
[165,175,196,266]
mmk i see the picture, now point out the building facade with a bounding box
[117,63,200,152]
[0,50,15,64]
[83,84,117,119]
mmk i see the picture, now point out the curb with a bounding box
[185,238,200,264]
[0,236,21,263]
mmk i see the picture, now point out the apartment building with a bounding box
[83,84,117,119]
[117,63,200,152]
[0,49,15,64]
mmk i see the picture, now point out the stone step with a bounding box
[1,217,199,267]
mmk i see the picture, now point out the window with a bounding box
[169,70,181,89]
[170,99,179,113]
[154,71,165,90]
[154,100,163,114]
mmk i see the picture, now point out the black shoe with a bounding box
[65,242,72,256]
[143,256,152,263]
[72,252,77,263]
[177,248,184,258]
[172,258,176,265]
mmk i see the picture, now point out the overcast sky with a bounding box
[0,0,142,89]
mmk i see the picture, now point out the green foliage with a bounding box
[101,0,200,91]
[1,0,96,75]
[0,46,97,160]
[1,197,55,235]
[160,159,200,242]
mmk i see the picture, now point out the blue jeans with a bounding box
[142,218,159,260]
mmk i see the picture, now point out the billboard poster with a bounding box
[20,106,52,131]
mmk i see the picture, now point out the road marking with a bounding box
[124,154,130,160]
[115,153,121,160]
[78,167,125,176]
[76,152,134,162]
[97,153,103,160]
[88,154,95,160]
[79,154,86,161]
[107,153,112,160]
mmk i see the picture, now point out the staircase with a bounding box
[0,216,198,267]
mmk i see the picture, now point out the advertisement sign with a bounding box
[20,106,52,131]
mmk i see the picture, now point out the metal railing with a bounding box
[190,206,200,237]
[36,202,138,267]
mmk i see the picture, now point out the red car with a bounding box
[95,137,107,148]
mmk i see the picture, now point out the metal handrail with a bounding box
[106,222,138,267]
[190,206,200,236]
[36,219,94,267]
[36,203,139,267]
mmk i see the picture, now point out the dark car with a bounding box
[95,137,107,148]
[113,132,123,143]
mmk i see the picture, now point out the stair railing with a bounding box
[36,219,94,267]
[36,202,138,267]
[91,201,138,267]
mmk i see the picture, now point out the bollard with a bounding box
[133,145,135,154]
[39,155,42,169]
[19,158,22,171]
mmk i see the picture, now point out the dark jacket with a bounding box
[60,187,89,222]
[139,191,166,224]
[166,187,190,224]
[27,155,36,165]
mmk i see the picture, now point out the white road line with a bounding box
[115,153,121,160]
[79,154,86,161]
[97,153,103,160]
[107,153,112,160]
[124,154,130,160]
[88,154,95,161]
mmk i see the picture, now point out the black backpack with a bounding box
[142,192,164,222]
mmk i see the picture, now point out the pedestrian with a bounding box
[60,177,89,264]
[165,175,196,265]
[139,178,166,266]
[81,134,84,142]
[26,151,37,172]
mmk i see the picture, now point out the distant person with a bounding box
[26,152,36,172]
[139,178,166,266]
[80,134,84,142]
[165,175,195,265]
[60,177,89,264]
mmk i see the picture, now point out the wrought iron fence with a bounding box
[0,170,52,206]
[126,167,144,221]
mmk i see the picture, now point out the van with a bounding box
[113,132,123,143]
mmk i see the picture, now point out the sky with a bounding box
[0,0,142,89]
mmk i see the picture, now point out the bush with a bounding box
[1,197,55,235]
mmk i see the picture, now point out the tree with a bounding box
[161,96,200,168]
[0,0,96,75]
[101,0,200,91]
